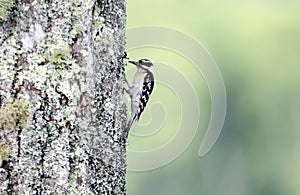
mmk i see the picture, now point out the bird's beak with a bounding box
[129,60,139,66]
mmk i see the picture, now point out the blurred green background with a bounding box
[126,0,300,195]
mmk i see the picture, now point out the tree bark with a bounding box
[0,0,127,194]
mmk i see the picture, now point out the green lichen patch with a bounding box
[0,99,30,130]
[52,49,69,60]
[0,141,9,165]
[0,0,14,21]
[46,42,75,71]
[50,49,72,68]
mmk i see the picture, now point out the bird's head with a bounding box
[129,59,153,72]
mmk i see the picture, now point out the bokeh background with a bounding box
[125,1,300,195]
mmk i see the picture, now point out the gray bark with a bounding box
[0,0,127,194]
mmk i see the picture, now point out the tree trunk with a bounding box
[0,0,127,194]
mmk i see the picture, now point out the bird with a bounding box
[125,59,154,137]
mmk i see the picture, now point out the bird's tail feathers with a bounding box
[125,115,136,138]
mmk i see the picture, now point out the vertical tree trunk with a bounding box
[0,0,127,194]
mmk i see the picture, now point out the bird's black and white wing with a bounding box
[136,72,154,120]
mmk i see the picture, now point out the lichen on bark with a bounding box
[0,0,14,21]
[0,0,127,194]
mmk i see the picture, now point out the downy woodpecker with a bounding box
[126,59,154,137]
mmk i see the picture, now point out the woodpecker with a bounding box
[125,59,154,137]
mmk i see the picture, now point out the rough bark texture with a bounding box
[0,0,127,194]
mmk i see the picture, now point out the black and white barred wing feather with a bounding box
[136,73,154,120]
